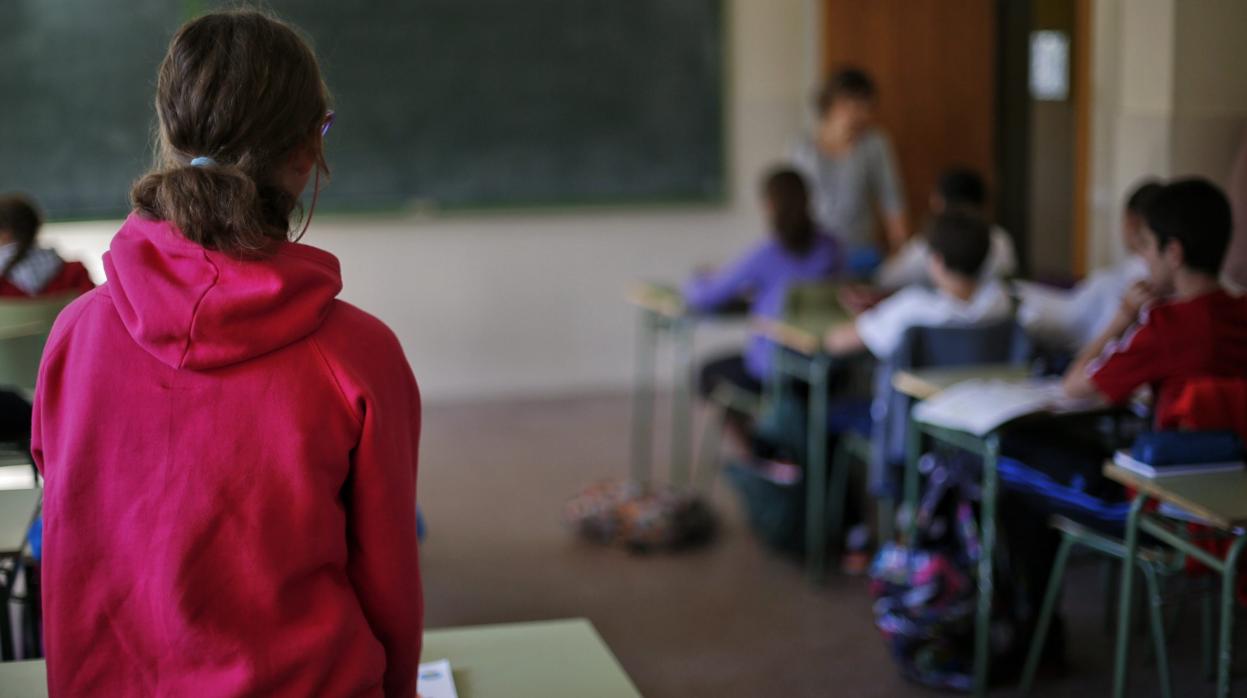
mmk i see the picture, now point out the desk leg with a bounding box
[972,435,1000,698]
[670,318,693,488]
[805,354,832,584]
[902,414,922,545]
[630,310,657,486]
[1113,494,1148,698]
[1218,534,1247,698]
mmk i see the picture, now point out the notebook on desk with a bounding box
[911,378,1101,436]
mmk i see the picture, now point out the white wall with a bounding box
[1087,0,1176,268]
[1087,0,1247,269]
[41,0,818,402]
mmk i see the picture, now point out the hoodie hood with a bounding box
[104,213,343,370]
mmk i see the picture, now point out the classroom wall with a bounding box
[1169,0,1247,183]
[1087,0,1247,269]
[40,0,821,402]
[1086,0,1175,268]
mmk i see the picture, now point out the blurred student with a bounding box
[1064,178,1247,411]
[1018,180,1162,352]
[999,179,1243,653]
[874,167,1017,290]
[824,211,1012,358]
[0,194,95,297]
[32,10,422,696]
[791,66,908,270]
[686,167,841,400]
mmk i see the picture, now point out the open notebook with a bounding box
[911,378,1102,436]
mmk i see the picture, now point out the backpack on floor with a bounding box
[868,451,1025,692]
[564,479,716,552]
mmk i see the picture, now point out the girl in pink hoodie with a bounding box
[32,10,422,696]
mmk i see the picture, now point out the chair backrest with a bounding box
[0,293,80,393]
[869,318,1034,496]
[1164,376,1247,440]
[891,319,1033,370]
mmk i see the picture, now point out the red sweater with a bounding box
[33,214,423,696]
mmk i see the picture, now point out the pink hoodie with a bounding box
[32,214,422,696]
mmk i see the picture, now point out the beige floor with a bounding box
[419,393,1233,697]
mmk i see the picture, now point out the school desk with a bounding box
[893,365,1100,698]
[755,282,852,583]
[0,618,641,698]
[422,618,640,697]
[0,487,38,554]
[890,363,1032,401]
[1105,464,1247,698]
[627,281,745,488]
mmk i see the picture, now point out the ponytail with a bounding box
[130,10,329,259]
[131,161,296,257]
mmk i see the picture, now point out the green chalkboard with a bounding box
[0,0,726,220]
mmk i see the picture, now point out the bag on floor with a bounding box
[868,452,1024,692]
[564,479,716,552]
[722,458,805,554]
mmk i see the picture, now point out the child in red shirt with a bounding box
[1064,177,1247,412]
[0,194,95,298]
[1000,178,1242,667]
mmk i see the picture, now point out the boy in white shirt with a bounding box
[1017,180,1162,352]
[874,167,1017,290]
[825,211,1014,357]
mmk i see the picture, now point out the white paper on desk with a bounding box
[912,378,1099,436]
[417,659,459,698]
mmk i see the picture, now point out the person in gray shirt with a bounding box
[791,67,908,265]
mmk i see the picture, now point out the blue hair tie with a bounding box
[189,156,217,168]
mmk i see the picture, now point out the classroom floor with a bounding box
[419,392,1239,697]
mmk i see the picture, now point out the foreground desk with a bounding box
[0,618,641,698]
[1106,465,1247,698]
[756,284,852,583]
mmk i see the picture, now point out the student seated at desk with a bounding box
[823,211,1013,358]
[1064,177,1247,416]
[999,178,1244,660]
[1017,179,1161,353]
[685,167,842,401]
[874,167,1017,290]
[0,194,95,297]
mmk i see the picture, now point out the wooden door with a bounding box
[821,0,997,237]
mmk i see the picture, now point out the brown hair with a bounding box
[927,211,991,279]
[763,167,817,255]
[815,66,877,115]
[0,194,44,282]
[131,10,330,258]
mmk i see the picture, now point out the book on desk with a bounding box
[910,378,1101,436]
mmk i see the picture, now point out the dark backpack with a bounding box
[868,451,1027,692]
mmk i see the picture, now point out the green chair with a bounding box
[1020,514,1182,697]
